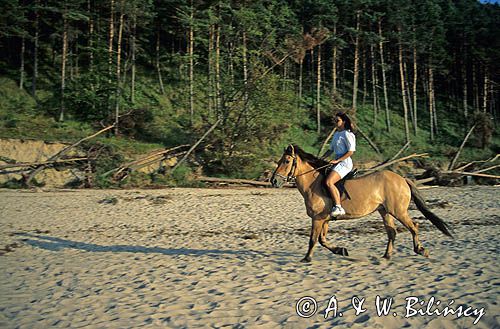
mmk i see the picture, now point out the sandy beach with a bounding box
[0,185,498,328]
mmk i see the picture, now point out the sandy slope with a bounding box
[0,186,498,328]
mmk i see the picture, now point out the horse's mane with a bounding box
[287,144,330,169]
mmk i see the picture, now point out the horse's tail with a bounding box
[405,178,454,238]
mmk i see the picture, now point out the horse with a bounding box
[270,144,453,262]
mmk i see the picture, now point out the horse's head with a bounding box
[271,144,298,188]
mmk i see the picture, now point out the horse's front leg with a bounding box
[319,221,349,257]
[301,219,324,262]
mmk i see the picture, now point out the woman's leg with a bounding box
[325,170,342,206]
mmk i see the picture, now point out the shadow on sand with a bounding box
[15,233,294,259]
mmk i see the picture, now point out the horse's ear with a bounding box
[286,145,293,154]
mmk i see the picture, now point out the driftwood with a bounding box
[171,119,221,173]
[356,126,381,154]
[415,177,436,185]
[317,128,337,157]
[448,124,476,170]
[387,141,411,163]
[104,145,189,180]
[25,124,115,185]
[198,176,294,188]
[442,171,500,180]
[0,157,88,170]
[361,153,429,174]
[453,154,499,172]
[471,164,500,174]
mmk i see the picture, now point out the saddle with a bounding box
[322,168,358,200]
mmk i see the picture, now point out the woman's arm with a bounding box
[330,150,354,164]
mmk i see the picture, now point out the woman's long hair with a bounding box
[336,112,356,133]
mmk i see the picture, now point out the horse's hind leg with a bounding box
[378,209,396,259]
[319,221,349,257]
[395,212,429,257]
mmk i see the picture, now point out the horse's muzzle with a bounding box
[270,174,285,188]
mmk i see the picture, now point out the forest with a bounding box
[0,0,499,186]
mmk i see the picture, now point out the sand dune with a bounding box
[0,186,498,328]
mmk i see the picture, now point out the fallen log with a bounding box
[172,119,221,173]
[119,145,189,169]
[472,164,500,174]
[415,177,436,185]
[442,171,500,179]
[113,151,189,181]
[387,141,411,163]
[0,157,89,170]
[361,153,429,174]
[356,126,381,155]
[106,145,189,180]
[448,124,476,170]
[453,154,499,172]
[317,128,337,157]
[25,124,114,186]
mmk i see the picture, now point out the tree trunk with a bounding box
[130,10,136,103]
[462,50,468,117]
[362,49,367,107]
[114,3,124,136]
[88,0,96,114]
[310,48,314,103]
[378,19,390,132]
[398,28,410,143]
[404,60,414,134]
[69,48,74,81]
[352,11,361,113]
[88,0,94,70]
[298,59,303,106]
[483,66,489,113]
[208,24,213,114]
[242,30,248,103]
[189,0,194,125]
[316,45,321,134]
[282,60,287,92]
[19,36,25,89]
[428,65,435,141]
[228,40,234,86]
[332,23,337,97]
[156,27,165,94]
[108,0,114,77]
[412,41,418,135]
[215,23,221,118]
[59,10,68,122]
[370,43,378,123]
[32,0,39,98]
[432,68,438,135]
[472,63,478,112]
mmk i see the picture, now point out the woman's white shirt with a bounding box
[329,130,356,168]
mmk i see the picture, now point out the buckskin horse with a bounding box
[270,144,453,262]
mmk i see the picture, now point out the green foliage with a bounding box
[0,77,36,114]
[60,70,116,122]
[0,0,499,186]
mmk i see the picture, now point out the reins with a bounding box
[294,163,332,178]
[284,145,332,180]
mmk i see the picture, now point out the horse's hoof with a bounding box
[382,254,391,260]
[341,248,349,257]
[416,247,429,258]
[301,257,311,263]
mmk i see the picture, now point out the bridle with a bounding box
[274,145,333,183]
[274,153,298,183]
